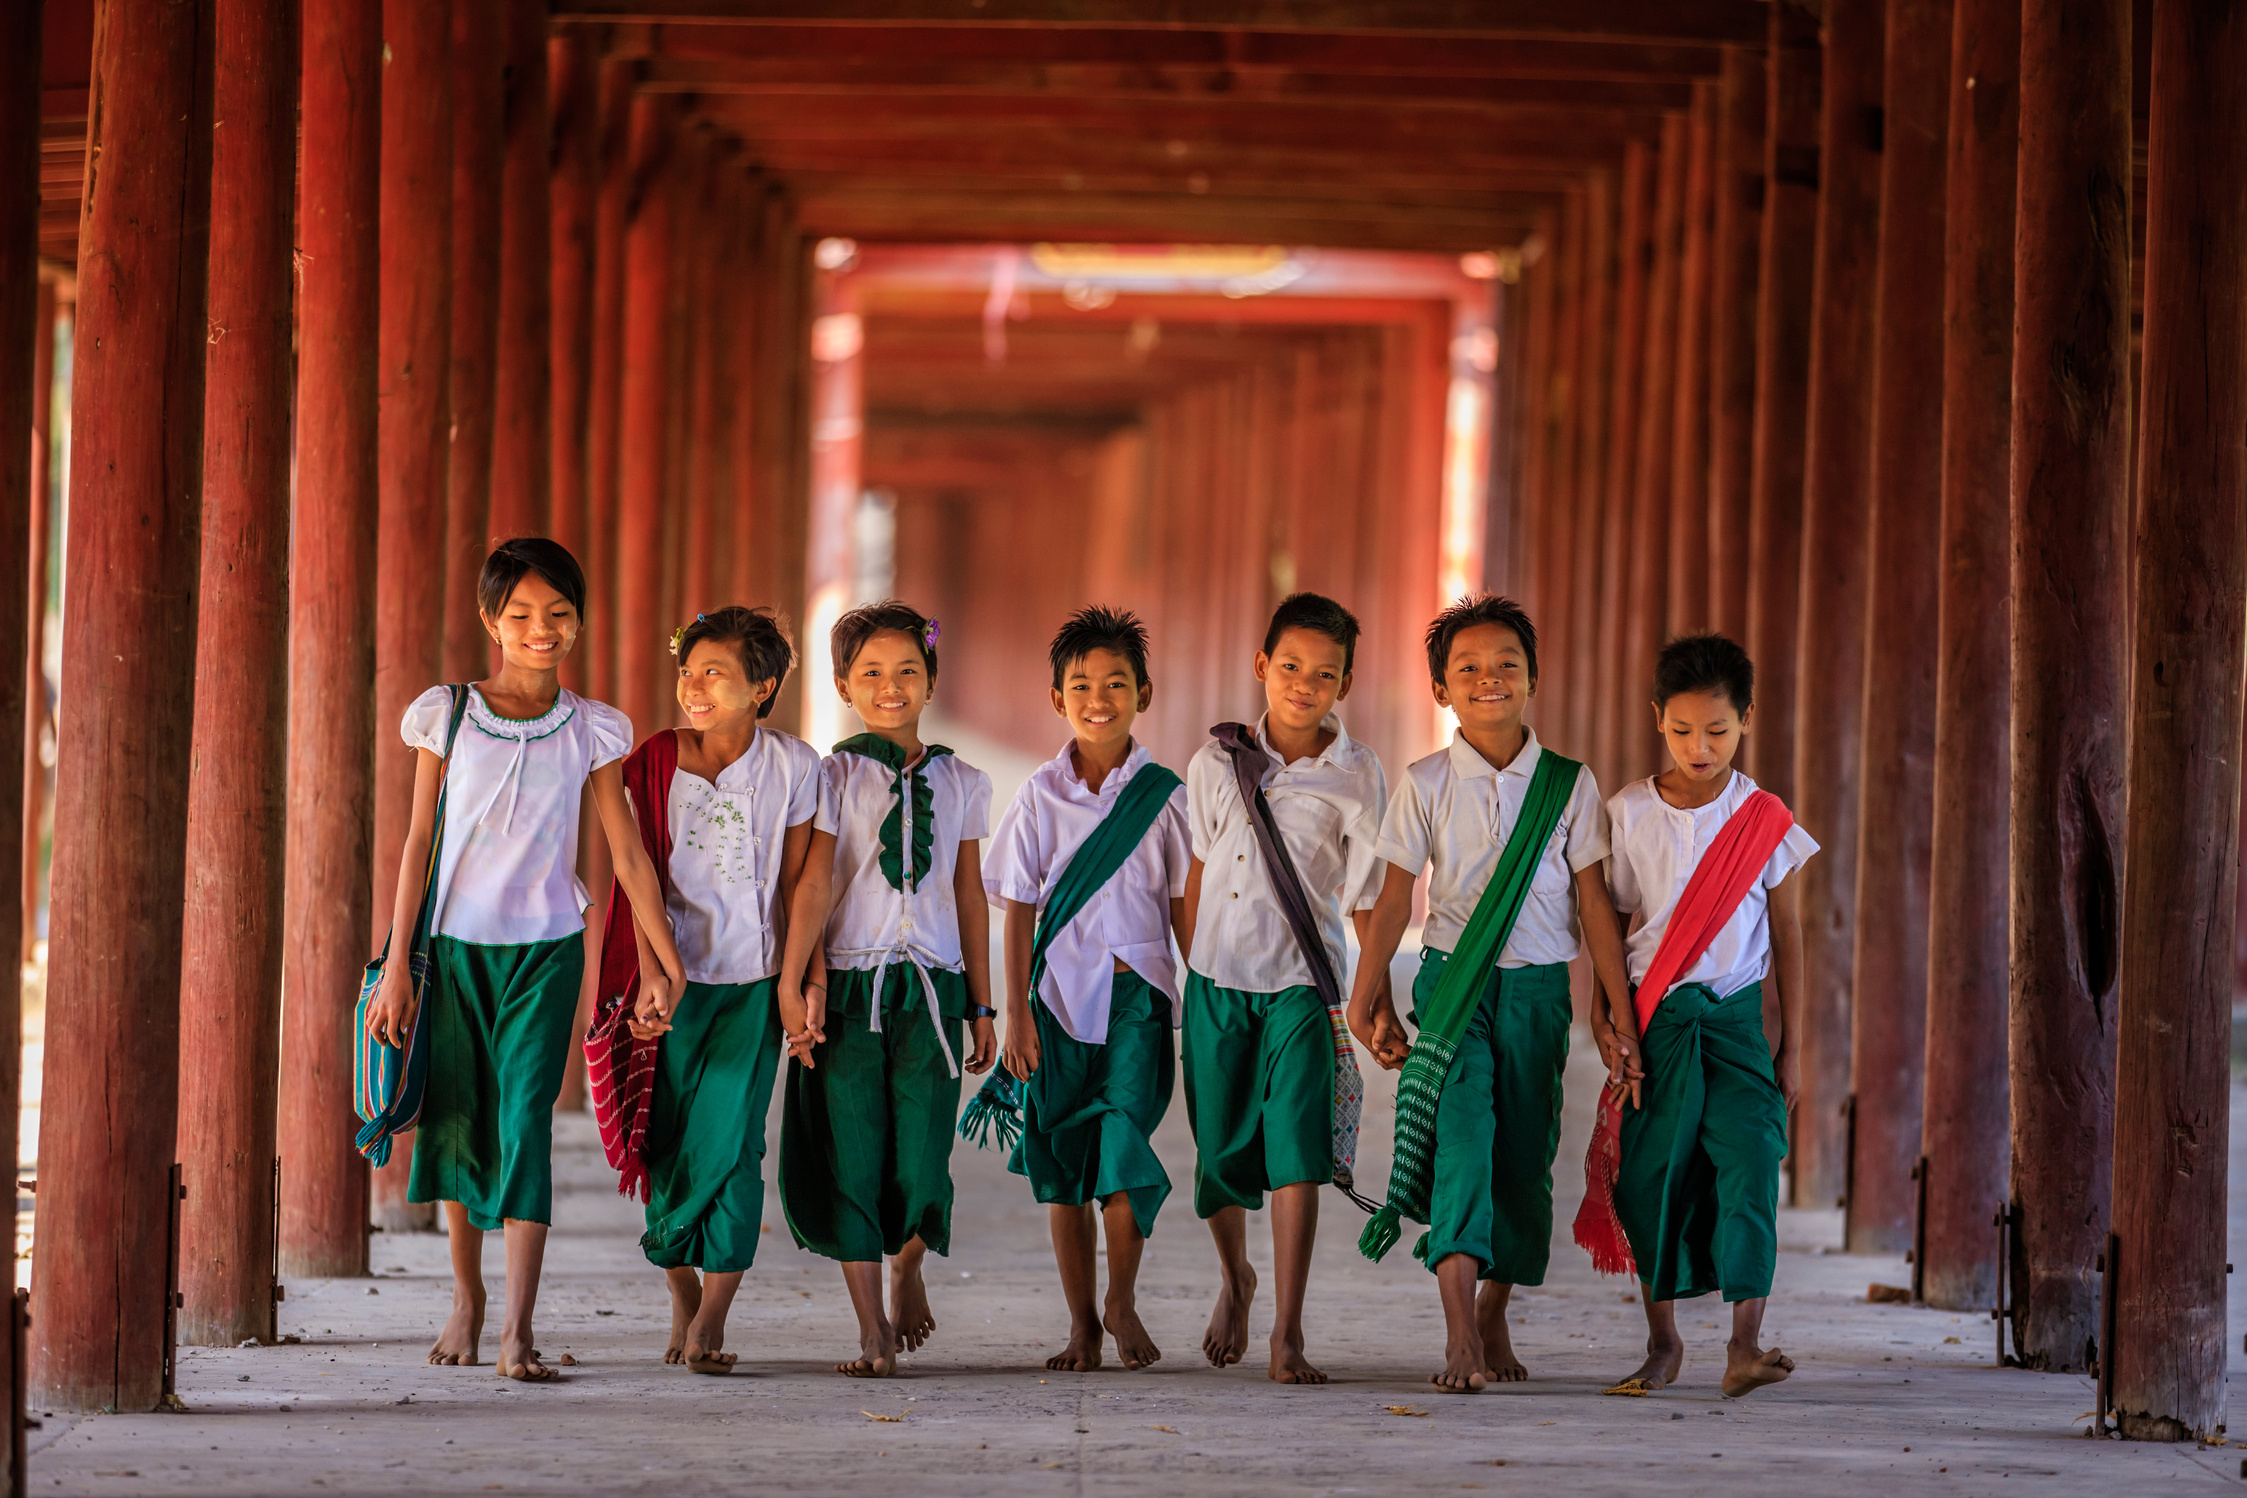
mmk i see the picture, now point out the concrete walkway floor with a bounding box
[26,1035,2247,1496]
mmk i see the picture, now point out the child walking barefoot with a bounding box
[366,538,687,1382]
[1588,634,1816,1398]
[1347,596,1631,1393]
[777,600,997,1377]
[603,608,820,1374]
[1180,592,1389,1385]
[979,608,1191,1373]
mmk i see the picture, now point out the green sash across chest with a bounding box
[1360,746,1581,1260]
[958,758,1183,1149]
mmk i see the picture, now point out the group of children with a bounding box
[363,536,1816,1399]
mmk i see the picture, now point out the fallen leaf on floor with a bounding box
[1943,1337,1960,1344]
[861,1410,903,1422]
[1866,1284,1913,1304]
[1149,1426,1180,1434]
[1384,1405,1429,1417]
[558,1354,577,1366]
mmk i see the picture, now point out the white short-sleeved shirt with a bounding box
[663,725,822,985]
[1605,770,1820,1000]
[402,685,633,946]
[983,740,1192,1044]
[815,739,993,974]
[1186,713,1389,994]
[1375,727,1609,968]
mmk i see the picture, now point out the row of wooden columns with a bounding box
[0,4,811,1409]
[1503,0,2245,1437]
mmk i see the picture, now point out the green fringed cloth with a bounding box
[959,758,1183,1152]
[1360,747,1580,1261]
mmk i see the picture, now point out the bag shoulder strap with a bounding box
[402,685,473,954]
[1631,786,1794,1030]
[1028,760,1182,994]
[1210,722,1344,1010]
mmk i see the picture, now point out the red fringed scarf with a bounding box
[587,729,679,1203]
[1574,786,1795,1276]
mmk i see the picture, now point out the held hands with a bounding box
[628,969,676,1040]
[964,1015,997,1075]
[1001,1003,1041,1082]
[1345,992,1411,1071]
[367,962,419,1050]
[1592,1015,1645,1109]
[779,982,827,1067]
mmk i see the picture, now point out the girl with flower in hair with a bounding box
[776,600,998,1377]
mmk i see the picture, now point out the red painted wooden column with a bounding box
[279,0,380,1278]
[616,90,675,744]
[1666,83,1717,638]
[371,0,454,1236]
[1790,0,1884,1213]
[32,0,214,1414]
[585,55,638,710]
[803,261,864,748]
[1920,0,2018,1313]
[548,25,597,687]
[443,0,504,684]
[1622,114,1686,785]
[2110,0,2246,1437]
[1564,171,1613,764]
[1708,46,1764,645]
[19,281,51,970]
[178,0,299,1348]
[1537,191,1584,706]
[680,146,725,620]
[488,0,550,544]
[2008,0,2130,1375]
[1592,143,1652,795]
[1744,1,1819,807]
[1513,211,1554,614]
[1846,0,1952,1257]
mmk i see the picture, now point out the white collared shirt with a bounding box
[1605,770,1820,1000]
[402,685,633,946]
[984,740,1192,1043]
[1376,727,1609,967]
[1186,712,1389,994]
[815,743,993,973]
[663,725,822,985]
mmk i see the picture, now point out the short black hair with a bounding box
[832,598,938,680]
[1424,594,1538,687]
[478,537,586,622]
[677,605,796,719]
[1261,592,1361,675]
[1654,633,1755,712]
[1049,605,1151,690]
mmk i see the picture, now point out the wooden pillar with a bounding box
[1790,0,1884,1213]
[548,26,596,652]
[1514,211,1556,612]
[585,55,636,710]
[1920,0,2018,1313]
[2008,0,2131,1375]
[1538,191,1584,714]
[179,0,299,1348]
[1745,1,1820,807]
[724,181,764,607]
[20,281,51,969]
[1667,84,1718,638]
[1622,114,1686,783]
[1709,46,1765,644]
[1593,142,1653,795]
[1565,171,1614,764]
[1846,0,1952,1257]
[616,90,674,744]
[803,264,863,748]
[679,145,725,619]
[280,0,380,1278]
[371,0,453,1236]
[442,0,503,683]
[32,0,214,1413]
[488,0,549,544]
[2109,0,2246,1438]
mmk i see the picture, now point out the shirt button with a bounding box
[1230,892,1238,900]
[1237,854,1245,862]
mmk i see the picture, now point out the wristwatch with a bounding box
[968,1004,997,1019]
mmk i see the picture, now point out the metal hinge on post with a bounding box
[1907,1156,1928,1302]
[2089,1231,2118,1439]
[268,1156,283,1346]
[161,1165,185,1410]
[1990,1200,2017,1367]
[11,1287,29,1498]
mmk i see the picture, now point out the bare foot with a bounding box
[1432,1325,1488,1393]
[684,1340,738,1376]
[427,1289,485,1366]
[497,1332,558,1382]
[1105,1296,1161,1371]
[1606,1333,1685,1395]
[1269,1329,1327,1385]
[1476,1303,1527,1384]
[1202,1263,1256,1368]
[1046,1316,1103,1372]
[665,1269,703,1366]
[890,1258,936,1354]
[1721,1343,1794,1397]
[838,1323,898,1378]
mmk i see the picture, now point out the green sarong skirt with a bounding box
[1010,969,1174,1238]
[1180,971,1332,1218]
[779,963,967,1262]
[409,932,585,1231]
[641,977,784,1274]
[1615,980,1788,1303]
[1411,951,1571,1283]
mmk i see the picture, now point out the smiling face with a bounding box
[835,627,932,733]
[1434,621,1531,736]
[482,572,580,673]
[1655,688,1752,783]
[1052,645,1150,756]
[1254,626,1352,737]
[678,637,774,735]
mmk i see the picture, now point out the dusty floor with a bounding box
[25,1010,2247,1496]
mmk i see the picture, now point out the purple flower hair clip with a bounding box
[923,618,942,651]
